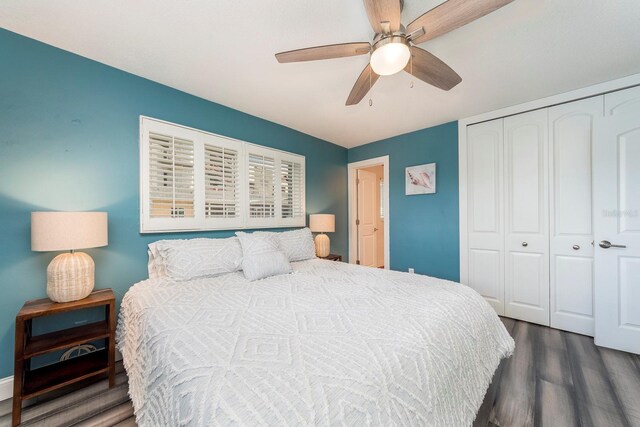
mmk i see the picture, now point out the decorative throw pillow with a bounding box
[150,237,243,280]
[236,232,292,281]
[256,228,316,262]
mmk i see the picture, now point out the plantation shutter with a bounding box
[204,144,240,219]
[281,159,303,219]
[141,117,305,232]
[248,153,276,219]
[148,132,195,218]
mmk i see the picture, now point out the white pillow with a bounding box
[147,242,167,279]
[236,232,292,281]
[256,228,316,262]
[148,237,243,280]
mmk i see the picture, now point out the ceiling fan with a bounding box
[275,0,514,105]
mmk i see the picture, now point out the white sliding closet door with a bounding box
[548,97,602,336]
[466,119,505,314]
[504,109,550,326]
[594,86,640,354]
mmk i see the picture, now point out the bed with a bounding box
[117,258,514,426]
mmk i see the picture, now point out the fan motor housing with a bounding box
[371,34,410,55]
[373,23,408,43]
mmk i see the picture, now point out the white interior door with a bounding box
[594,86,640,354]
[504,109,550,326]
[548,96,602,336]
[466,119,505,314]
[357,169,378,267]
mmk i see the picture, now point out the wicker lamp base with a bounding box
[314,233,331,258]
[47,252,95,303]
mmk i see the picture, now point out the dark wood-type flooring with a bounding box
[0,363,133,427]
[1,317,639,426]
[475,318,640,427]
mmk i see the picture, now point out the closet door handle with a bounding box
[572,245,580,250]
[599,240,626,249]
[522,242,528,247]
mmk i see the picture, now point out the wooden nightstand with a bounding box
[320,254,342,261]
[12,289,116,427]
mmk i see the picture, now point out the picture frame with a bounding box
[405,163,436,195]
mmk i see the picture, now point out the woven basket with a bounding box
[47,252,95,302]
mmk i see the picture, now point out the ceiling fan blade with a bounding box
[405,46,461,91]
[407,0,514,45]
[363,0,402,34]
[275,42,371,63]
[346,64,380,106]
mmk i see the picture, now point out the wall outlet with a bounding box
[408,268,415,274]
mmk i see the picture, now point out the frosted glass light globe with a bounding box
[370,40,410,76]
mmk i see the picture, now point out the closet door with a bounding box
[549,97,602,336]
[594,86,640,354]
[466,119,505,314]
[504,109,550,325]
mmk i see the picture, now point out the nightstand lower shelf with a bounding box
[23,349,109,400]
[24,321,109,359]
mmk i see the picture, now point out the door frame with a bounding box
[348,156,390,269]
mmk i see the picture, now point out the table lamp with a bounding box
[31,211,108,303]
[309,214,335,257]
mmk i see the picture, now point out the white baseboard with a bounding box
[0,376,13,401]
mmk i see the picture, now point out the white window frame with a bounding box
[140,116,305,233]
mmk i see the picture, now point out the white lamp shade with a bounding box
[31,212,108,252]
[309,214,335,233]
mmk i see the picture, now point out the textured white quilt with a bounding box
[117,259,514,426]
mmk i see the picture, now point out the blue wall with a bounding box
[348,122,459,281]
[0,29,348,378]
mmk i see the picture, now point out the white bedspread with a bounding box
[117,259,514,426]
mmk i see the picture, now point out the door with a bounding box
[466,119,505,314]
[594,86,640,354]
[504,109,550,326]
[549,97,602,336]
[357,169,379,267]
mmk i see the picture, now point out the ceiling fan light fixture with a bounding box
[370,36,410,76]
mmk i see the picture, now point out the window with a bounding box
[148,132,195,219]
[281,159,303,219]
[204,144,240,219]
[248,152,276,220]
[140,117,305,232]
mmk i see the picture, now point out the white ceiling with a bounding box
[1,0,640,148]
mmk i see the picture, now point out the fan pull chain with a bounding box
[369,67,373,107]
[410,54,414,89]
